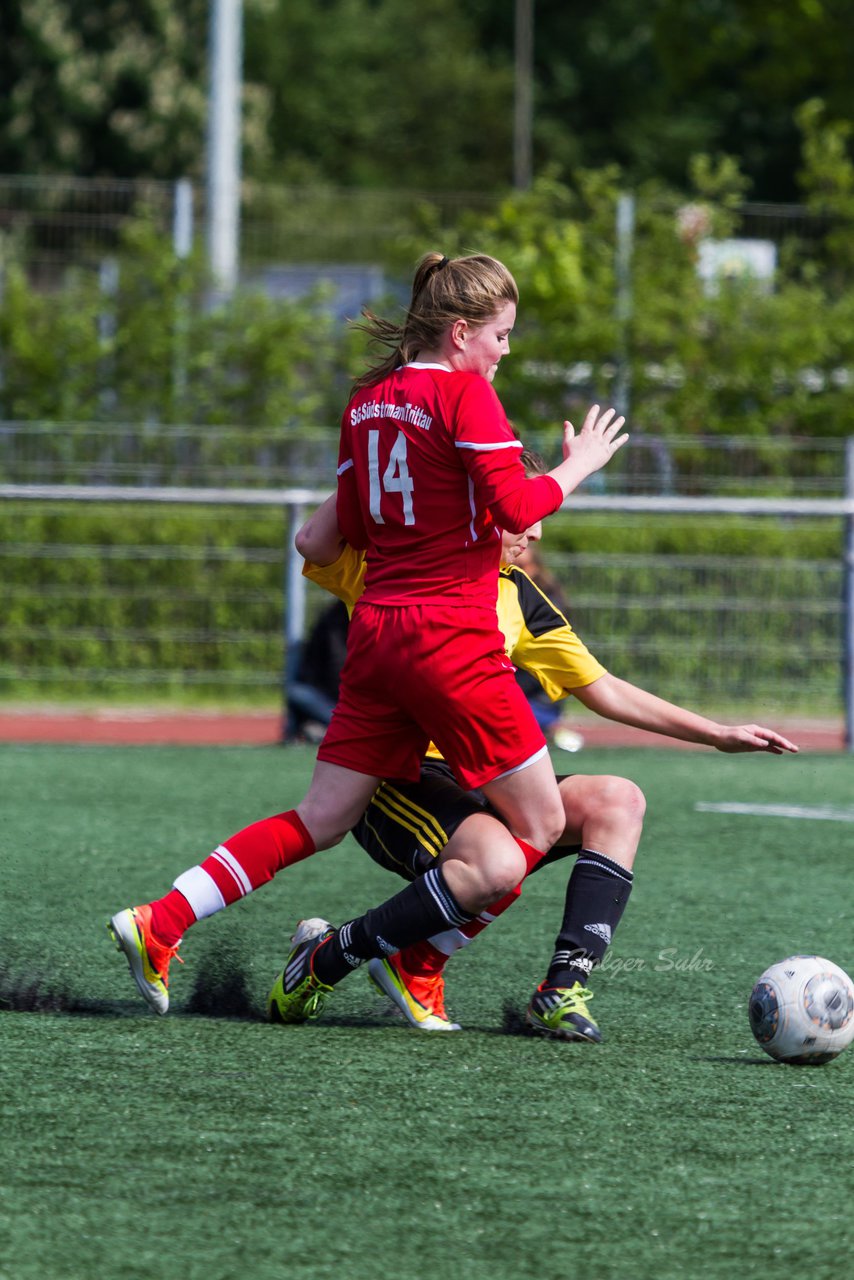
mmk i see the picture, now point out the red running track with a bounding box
[0,708,844,751]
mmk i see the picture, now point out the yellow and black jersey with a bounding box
[303,548,606,701]
[496,563,605,699]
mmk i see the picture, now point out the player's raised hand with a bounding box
[562,404,628,465]
[551,404,629,497]
[714,725,800,755]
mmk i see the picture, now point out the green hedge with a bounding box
[0,504,844,713]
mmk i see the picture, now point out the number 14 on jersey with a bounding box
[368,429,415,526]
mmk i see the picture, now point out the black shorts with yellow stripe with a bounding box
[352,760,487,881]
[351,759,576,882]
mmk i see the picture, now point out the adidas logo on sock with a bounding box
[584,922,612,944]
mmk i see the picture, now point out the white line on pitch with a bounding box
[696,802,854,823]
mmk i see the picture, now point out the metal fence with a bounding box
[548,545,843,713]
[0,174,500,281]
[0,173,838,283]
[0,422,847,497]
[1,485,851,746]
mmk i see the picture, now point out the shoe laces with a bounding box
[551,985,593,1015]
[136,905,184,971]
[148,933,184,971]
[403,965,449,1019]
[424,972,449,1020]
[301,982,327,1018]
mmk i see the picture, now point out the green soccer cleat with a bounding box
[525,981,602,1043]
[267,918,336,1024]
[368,953,461,1032]
[108,903,183,1015]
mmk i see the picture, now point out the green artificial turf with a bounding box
[1,743,852,1280]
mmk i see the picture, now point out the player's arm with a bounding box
[455,382,628,533]
[294,493,345,567]
[574,674,799,755]
[296,492,367,611]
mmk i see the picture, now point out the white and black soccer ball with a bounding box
[748,955,854,1066]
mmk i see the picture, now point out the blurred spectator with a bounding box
[286,598,350,744]
[513,544,585,754]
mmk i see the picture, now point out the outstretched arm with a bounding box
[574,673,799,755]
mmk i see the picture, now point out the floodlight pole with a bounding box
[513,0,534,190]
[206,0,243,293]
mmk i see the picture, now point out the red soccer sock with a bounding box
[397,937,450,975]
[149,889,196,947]
[514,837,548,875]
[206,809,317,899]
[149,809,316,945]
[395,883,524,976]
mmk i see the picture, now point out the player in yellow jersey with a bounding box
[276,455,797,1041]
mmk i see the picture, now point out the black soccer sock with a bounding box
[545,848,634,989]
[314,866,474,986]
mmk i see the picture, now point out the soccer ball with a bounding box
[748,955,854,1066]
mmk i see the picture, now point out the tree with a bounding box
[470,0,854,202]
[243,0,514,190]
[0,0,268,179]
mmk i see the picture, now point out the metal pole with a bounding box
[172,179,193,411]
[513,0,534,190]
[282,501,307,742]
[613,192,635,422]
[206,0,242,293]
[845,438,854,751]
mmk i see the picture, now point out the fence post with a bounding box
[98,257,119,415]
[282,500,307,742]
[845,439,854,751]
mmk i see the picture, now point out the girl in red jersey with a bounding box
[108,252,628,1020]
[316,254,625,848]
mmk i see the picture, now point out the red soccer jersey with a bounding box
[336,363,563,606]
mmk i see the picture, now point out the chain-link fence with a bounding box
[0,173,837,281]
[0,489,848,723]
[0,420,846,498]
[0,174,500,282]
[548,545,843,716]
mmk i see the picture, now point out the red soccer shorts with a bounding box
[317,599,547,790]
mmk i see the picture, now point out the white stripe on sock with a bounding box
[427,927,473,957]
[423,868,468,928]
[212,844,254,897]
[172,866,226,920]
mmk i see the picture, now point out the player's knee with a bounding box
[441,843,526,911]
[596,775,646,837]
[482,844,528,899]
[295,798,351,850]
